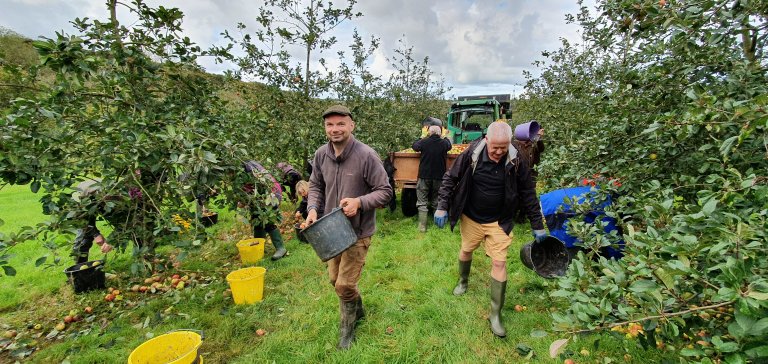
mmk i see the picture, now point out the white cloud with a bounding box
[0,0,593,97]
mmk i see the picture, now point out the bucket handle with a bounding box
[165,328,205,340]
[162,329,204,364]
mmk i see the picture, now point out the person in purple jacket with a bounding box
[305,104,393,350]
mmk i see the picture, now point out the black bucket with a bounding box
[301,207,357,262]
[294,223,308,243]
[201,212,219,227]
[519,236,570,279]
[64,260,106,293]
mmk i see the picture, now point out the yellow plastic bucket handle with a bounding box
[166,329,204,363]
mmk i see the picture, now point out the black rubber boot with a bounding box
[418,210,428,232]
[453,260,472,296]
[354,295,365,322]
[489,278,507,338]
[267,229,287,260]
[338,299,358,350]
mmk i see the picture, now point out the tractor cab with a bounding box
[446,95,511,144]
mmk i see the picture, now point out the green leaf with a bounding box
[35,256,47,267]
[629,279,658,293]
[653,268,674,290]
[744,345,768,358]
[530,329,547,338]
[2,265,16,276]
[719,135,738,157]
[748,318,768,336]
[680,347,705,357]
[642,123,662,134]
[30,180,41,193]
[516,343,533,356]
[747,291,768,300]
[724,353,746,364]
[702,198,718,215]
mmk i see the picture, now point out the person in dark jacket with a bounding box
[294,180,310,219]
[243,161,288,260]
[434,121,548,338]
[305,104,393,350]
[71,179,114,263]
[412,123,451,232]
[277,162,303,203]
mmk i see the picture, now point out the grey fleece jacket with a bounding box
[308,136,393,239]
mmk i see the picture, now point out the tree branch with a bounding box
[567,300,736,335]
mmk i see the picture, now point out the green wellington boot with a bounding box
[338,299,358,350]
[267,228,287,260]
[418,210,428,232]
[354,295,365,322]
[489,278,507,338]
[453,259,472,295]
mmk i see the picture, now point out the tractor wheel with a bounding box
[401,188,418,217]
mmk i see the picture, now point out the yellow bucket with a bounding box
[226,267,266,305]
[127,330,203,364]
[236,238,265,264]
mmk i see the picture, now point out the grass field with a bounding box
[0,186,666,363]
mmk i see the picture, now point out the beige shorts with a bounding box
[459,214,512,261]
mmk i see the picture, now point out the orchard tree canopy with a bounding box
[0,0,449,275]
[514,0,767,361]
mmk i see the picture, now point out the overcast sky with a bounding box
[1,0,592,98]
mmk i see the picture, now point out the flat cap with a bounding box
[322,104,353,119]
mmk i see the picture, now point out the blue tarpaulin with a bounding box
[539,186,624,259]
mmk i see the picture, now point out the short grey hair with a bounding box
[428,125,441,135]
[486,121,512,142]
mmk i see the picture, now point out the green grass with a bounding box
[0,187,668,363]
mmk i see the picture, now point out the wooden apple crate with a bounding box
[390,150,460,189]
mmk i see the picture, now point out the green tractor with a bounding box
[445,94,512,144]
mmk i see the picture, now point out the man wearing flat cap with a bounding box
[305,104,393,349]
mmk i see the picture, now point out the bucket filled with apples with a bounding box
[63,260,106,294]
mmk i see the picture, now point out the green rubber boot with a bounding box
[418,210,428,232]
[489,278,507,338]
[267,228,287,260]
[453,260,472,296]
[338,299,358,350]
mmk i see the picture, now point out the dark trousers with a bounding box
[416,178,441,213]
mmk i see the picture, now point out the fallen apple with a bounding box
[33,324,42,330]
[84,306,93,314]
[256,328,266,337]
[176,281,185,290]
[131,285,141,292]
[172,274,181,280]
[104,293,115,302]
[55,323,66,331]
[112,290,121,296]
[3,330,17,339]
[64,315,74,324]
[144,278,155,285]
[514,305,524,312]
